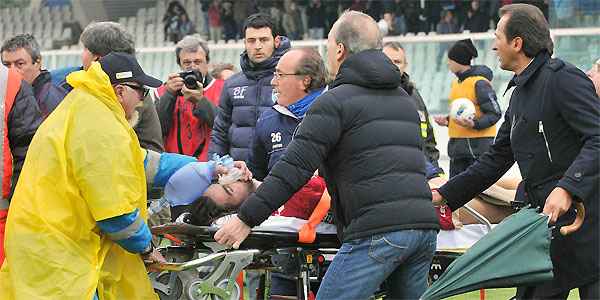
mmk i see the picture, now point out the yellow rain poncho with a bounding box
[0,63,158,300]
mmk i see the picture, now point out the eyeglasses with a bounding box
[273,71,303,79]
[120,83,149,99]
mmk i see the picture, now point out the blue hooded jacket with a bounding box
[209,37,291,162]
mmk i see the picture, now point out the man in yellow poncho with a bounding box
[0,52,163,300]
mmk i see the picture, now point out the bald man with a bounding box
[215,11,438,299]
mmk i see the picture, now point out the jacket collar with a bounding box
[32,70,51,95]
[505,51,550,94]
[273,104,298,119]
[202,73,216,90]
[273,88,324,119]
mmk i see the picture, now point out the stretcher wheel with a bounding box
[186,279,241,300]
[156,272,183,300]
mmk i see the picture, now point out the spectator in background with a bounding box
[377,12,395,36]
[425,0,443,33]
[163,0,188,43]
[324,1,339,35]
[437,9,460,34]
[208,0,222,43]
[436,9,460,69]
[211,63,236,80]
[383,41,441,170]
[210,13,291,162]
[307,0,326,39]
[233,0,257,41]
[1,34,68,119]
[347,0,366,12]
[463,0,489,33]
[587,58,600,97]
[406,0,426,34]
[221,1,237,42]
[296,0,309,39]
[271,4,285,38]
[518,0,549,21]
[384,0,407,36]
[200,0,211,38]
[282,0,302,40]
[178,13,197,42]
[156,35,224,161]
[365,0,384,21]
[433,39,501,177]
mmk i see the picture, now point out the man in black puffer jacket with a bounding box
[209,13,291,162]
[215,11,439,300]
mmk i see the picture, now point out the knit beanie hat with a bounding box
[448,39,478,65]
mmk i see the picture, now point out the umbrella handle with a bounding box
[560,202,585,236]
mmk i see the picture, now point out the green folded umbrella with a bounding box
[421,207,554,300]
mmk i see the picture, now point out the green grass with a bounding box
[447,288,580,300]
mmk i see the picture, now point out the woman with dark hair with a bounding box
[163,0,188,43]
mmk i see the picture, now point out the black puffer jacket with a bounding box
[238,50,439,242]
[9,80,43,199]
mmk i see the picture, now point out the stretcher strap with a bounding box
[298,189,331,243]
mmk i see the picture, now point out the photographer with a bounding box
[156,34,225,161]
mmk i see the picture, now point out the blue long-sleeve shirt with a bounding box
[97,209,152,253]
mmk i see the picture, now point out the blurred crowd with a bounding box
[162,0,598,44]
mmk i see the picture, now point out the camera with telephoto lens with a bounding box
[178,70,203,90]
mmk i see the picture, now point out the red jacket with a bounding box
[157,77,224,161]
[272,176,326,220]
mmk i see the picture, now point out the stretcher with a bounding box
[149,205,497,300]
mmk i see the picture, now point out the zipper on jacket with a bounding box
[510,114,516,141]
[538,121,553,163]
[466,138,476,159]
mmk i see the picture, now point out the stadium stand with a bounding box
[1,0,598,114]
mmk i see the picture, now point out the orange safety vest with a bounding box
[448,75,497,138]
[0,65,21,264]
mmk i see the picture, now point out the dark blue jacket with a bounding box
[209,37,291,162]
[31,70,68,119]
[249,105,301,181]
[440,51,600,293]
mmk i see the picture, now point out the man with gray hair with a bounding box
[156,34,225,161]
[51,21,164,153]
[2,34,68,118]
[215,11,438,299]
[248,47,328,297]
[249,47,326,181]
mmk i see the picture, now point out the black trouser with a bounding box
[516,279,599,300]
[449,156,476,178]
